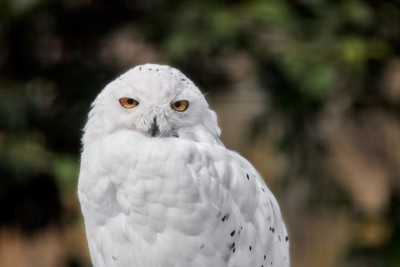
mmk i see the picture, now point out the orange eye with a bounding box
[119,98,139,108]
[171,100,189,112]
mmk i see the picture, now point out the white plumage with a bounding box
[78,64,290,267]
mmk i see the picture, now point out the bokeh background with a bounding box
[1,0,400,266]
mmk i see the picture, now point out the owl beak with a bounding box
[150,117,159,137]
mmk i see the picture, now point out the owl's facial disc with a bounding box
[84,64,221,144]
[117,94,188,138]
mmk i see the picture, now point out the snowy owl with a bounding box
[78,64,290,267]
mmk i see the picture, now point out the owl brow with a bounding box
[126,78,137,90]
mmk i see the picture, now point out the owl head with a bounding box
[82,64,221,146]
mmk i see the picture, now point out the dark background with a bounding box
[1,0,400,266]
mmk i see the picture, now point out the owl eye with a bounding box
[171,100,189,112]
[119,98,139,108]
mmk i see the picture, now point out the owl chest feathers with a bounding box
[80,132,207,224]
[78,131,290,267]
[79,132,234,266]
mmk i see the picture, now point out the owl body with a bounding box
[78,64,290,267]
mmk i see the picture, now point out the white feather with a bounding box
[78,64,290,267]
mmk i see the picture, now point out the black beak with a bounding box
[150,117,159,137]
